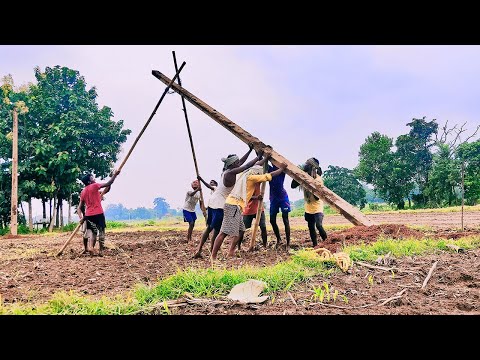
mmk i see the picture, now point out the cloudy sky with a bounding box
[1,45,479,215]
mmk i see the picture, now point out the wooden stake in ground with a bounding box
[172,51,207,224]
[249,161,269,251]
[10,108,18,236]
[55,62,187,257]
[152,70,374,227]
[421,261,438,290]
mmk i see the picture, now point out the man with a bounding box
[77,170,120,256]
[268,163,291,251]
[183,179,203,243]
[237,181,268,250]
[211,153,287,260]
[80,185,110,254]
[193,145,256,258]
[291,157,327,247]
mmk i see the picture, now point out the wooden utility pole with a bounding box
[56,62,187,256]
[172,51,207,223]
[249,162,269,251]
[461,160,465,231]
[152,70,375,227]
[10,109,18,236]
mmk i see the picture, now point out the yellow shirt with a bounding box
[304,176,324,214]
[225,174,272,211]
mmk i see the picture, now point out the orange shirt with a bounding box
[243,183,264,215]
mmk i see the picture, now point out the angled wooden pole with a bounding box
[55,63,187,257]
[10,108,18,236]
[152,70,375,226]
[172,51,207,224]
[249,161,269,251]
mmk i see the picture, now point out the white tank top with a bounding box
[208,171,234,209]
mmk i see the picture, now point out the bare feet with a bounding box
[193,252,202,259]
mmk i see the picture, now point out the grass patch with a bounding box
[345,235,480,262]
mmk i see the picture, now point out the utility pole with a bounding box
[461,160,465,231]
[10,108,18,235]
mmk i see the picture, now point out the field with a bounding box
[0,209,479,315]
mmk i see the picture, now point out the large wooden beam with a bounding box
[152,70,374,226]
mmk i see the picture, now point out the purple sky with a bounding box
[1,45,479,216]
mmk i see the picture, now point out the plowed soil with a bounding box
[1,211,479,314]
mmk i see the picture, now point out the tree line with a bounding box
[0,66,131,231]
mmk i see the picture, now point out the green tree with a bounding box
[153,197,171,218]
[323,165,366,208]
[457,140,480,205]
[355,132,413,209]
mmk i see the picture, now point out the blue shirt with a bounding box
[268,165,288,201]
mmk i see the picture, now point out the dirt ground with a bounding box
[0,211,479,314]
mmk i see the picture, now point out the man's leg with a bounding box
[98,228,106,256]
[259,212,267,247]
[237,230,245,250]
[306,214,318,247]
[230,231,243,255]
[193,226,213,258]
[282,211,291,250]
[211,232,228,260]
[210,229,220,253]
[271,212,282,248]
[187,221,195,242]
[315,213,327,241]
[87,229,96,255]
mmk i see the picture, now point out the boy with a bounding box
[183,179,203,243]
[77,170,120,256]
[211,153,287,260]
[237,181,267,250]
[268,163,291,250]
[291,157,327,247]
[193,145,256,258]
[80,185,111,254]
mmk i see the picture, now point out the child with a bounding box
[237,182,268,250]
[183,179,203,243]
[80,185,111,254]
[211,152,287,260]
[291,157,327,247]
[77,170,120,256]
[268,163,291,250]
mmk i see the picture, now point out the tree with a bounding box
[153,197,170,218]
[355,132,413,209]
[457,140,480,205]
[323,165,366,208]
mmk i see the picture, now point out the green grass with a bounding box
[345,235,480,262]
[2,234,480,314]
[0,249,336,315]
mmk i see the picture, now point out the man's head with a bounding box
[210,180,218,187]
[191,180,200,190]
[303,157,322,177]
[81,173,94,186]
[221,154,240,170]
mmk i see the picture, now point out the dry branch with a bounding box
[421,261,438,290]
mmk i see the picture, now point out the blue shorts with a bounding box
[206,207,224,232]
[183,209,197,223]
[270,196,291,216]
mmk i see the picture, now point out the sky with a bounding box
[1,45,480,217]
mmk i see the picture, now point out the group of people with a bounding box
[183,145,328,260]
[76,145,328,260]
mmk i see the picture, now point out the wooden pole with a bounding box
[152,70,375,226]
[10,109,18,236]
[172,51,207,224]
[461,160,465,231]
[249,162,269,251]
[55,63,187,256]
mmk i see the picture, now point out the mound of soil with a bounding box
[316,224,425,252]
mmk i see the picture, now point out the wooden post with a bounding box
[28,198,33,231]
[55,63,187,256]
[249,162,269,251]
[10,109,18,235]
[461,160,465,231]
[152,70,375,226]
[172,51,207,223]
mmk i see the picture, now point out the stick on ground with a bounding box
[421,261,438,290]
